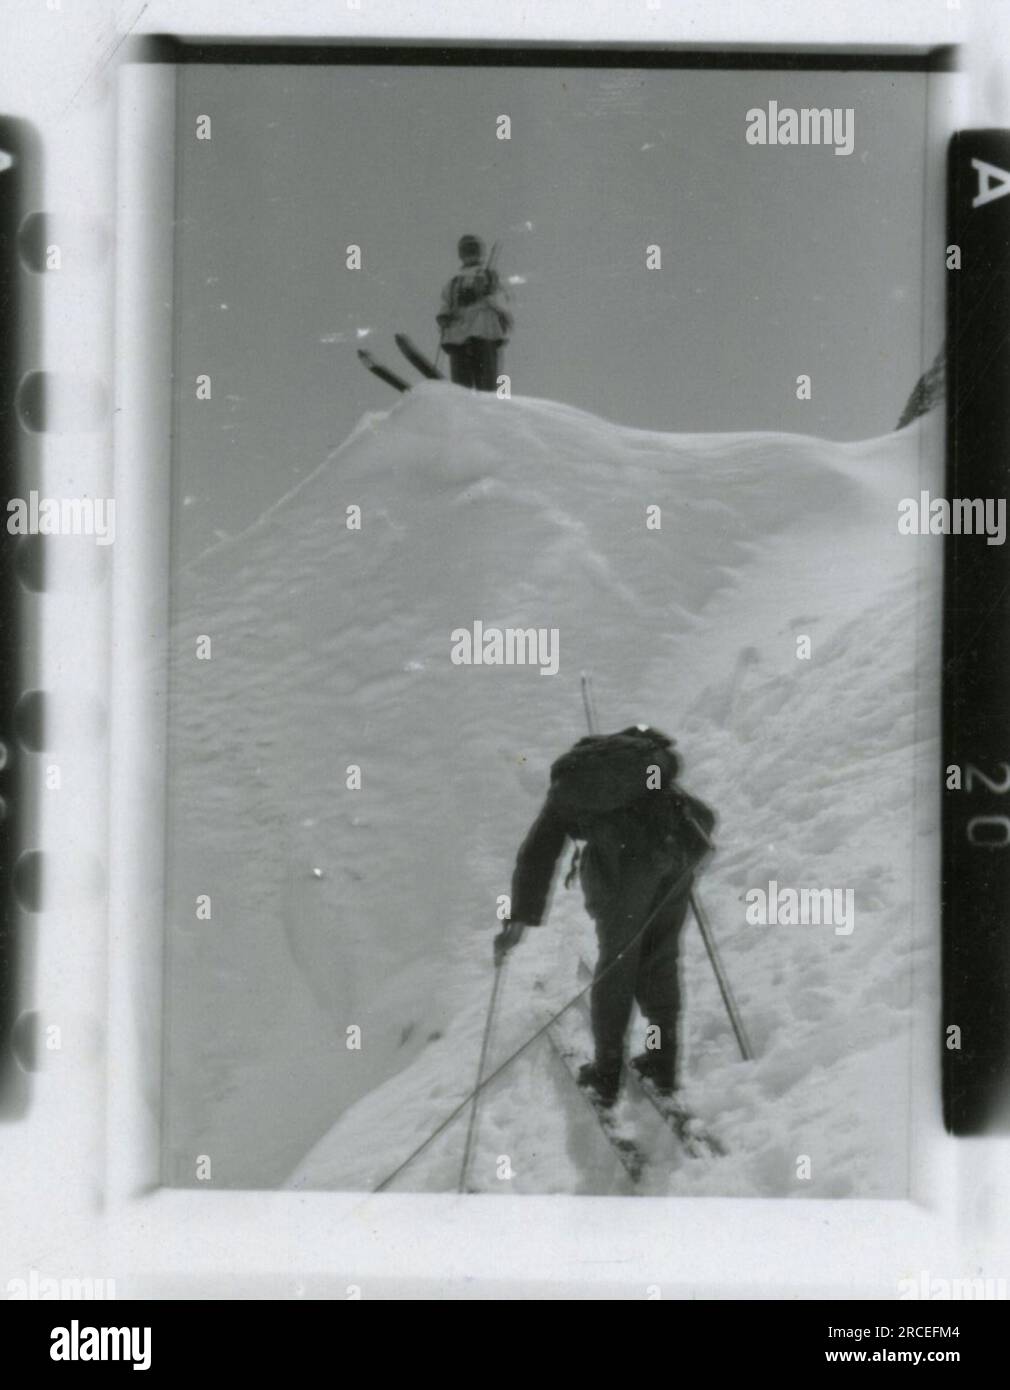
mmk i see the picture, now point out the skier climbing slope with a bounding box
[500,727,716,1106]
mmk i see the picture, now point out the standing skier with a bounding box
[496,727,716,1107]
[437,234,512,391]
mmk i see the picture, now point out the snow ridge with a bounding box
[163,384,940,1194]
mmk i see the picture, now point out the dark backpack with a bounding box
[450,268,496,309]
[546,728,716,863]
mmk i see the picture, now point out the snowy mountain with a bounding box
[164,383,941,1196]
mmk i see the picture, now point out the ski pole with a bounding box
[458,951,507,1192]
[689,888,753,1060]
[665,770,754,1062]
[580,670,599,735]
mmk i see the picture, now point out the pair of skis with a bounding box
[547,1016,648,1183]
[357,333,443,393]
[571,957,726,1162]
[548,960,724,1184]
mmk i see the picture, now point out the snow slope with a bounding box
[164,383,941,1195]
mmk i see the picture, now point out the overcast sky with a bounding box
[173,62,929,559]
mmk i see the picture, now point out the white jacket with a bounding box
[438,265,512,346]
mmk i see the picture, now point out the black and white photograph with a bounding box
[2,0,1010,1329]
[161,51,943,1198]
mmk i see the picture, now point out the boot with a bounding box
[578,1060,622,1108]
[630,1049,677,1096]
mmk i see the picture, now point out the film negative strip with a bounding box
[3,1,1010,1315]
[0,119,41,1120]
[943,129,1010,1135]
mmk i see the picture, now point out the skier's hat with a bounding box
[619,724,677,749]
[619,725,681,775]
[457,233,485,259]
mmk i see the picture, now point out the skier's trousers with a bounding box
[584,865,692,1079]
[446,337,500,391]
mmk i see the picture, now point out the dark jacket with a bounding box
[509,731,715,927]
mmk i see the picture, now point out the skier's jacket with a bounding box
[509,728,716,928]
[438,265,513,346]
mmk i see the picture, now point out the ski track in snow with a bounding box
[163,383,941,1196]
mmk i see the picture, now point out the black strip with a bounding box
[943,130,1010,1134]
[135,35,957,72]
[0,119,37,1116]
[7,1297,1006,1368]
